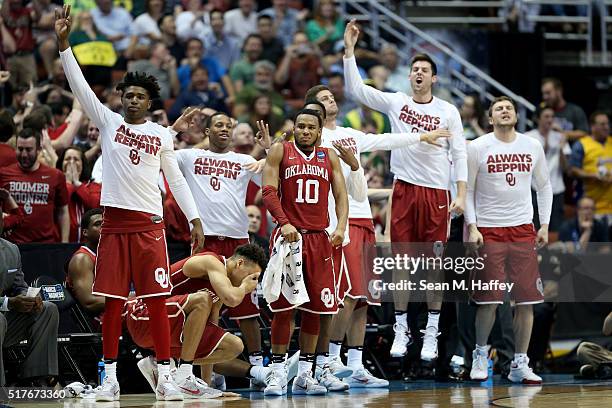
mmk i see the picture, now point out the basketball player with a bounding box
[174,112,269,389]
[304,84,451,387]
[262,109,349,396]
[466,96,552,384]
[344,20,467,362]
[56,6,204,401]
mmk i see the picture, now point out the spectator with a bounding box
[129,41,179,100]
[379,43,410,93]
[526,106,571,232]
[175,0,210,43]
[159,13,184,63]
[343,80,391,134]
[73,117,102,162]
[238,94,284,138]
[576,311,612,379]
[326,72,357,124]
[260,0,303,47]
[0,110,16,168]
[234,60,284,117]
[1,0,42,87]
[224,0,257,43]
[559,197,609,251]
[0,128,69,243]
[230,34,263,93]
[5,84,30,118]
[305,0,343,54]
[257,14,285,65]
[499,0,541,33]
[246,204,269,256]
[31,0,61,79]
[0,13,17,70]
[0,208,59,387]
[168,65,227,121]
[570,111,612,223]
[460,94,487,140]
[275,31,322,99]
[91,0,134,55]
[133,0,164,45]
[231,122,256,155]
[177,38,232,99]
[56,146,101,243]
[541,77,588,141]
[204,9,241,72]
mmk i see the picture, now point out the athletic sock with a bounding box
[514,353,527,363]
[329,340,342,359]
[347,346,363,370]
[104,360,117,383]
[249,365,267,382]
[176,362,193,383]
[272,353,286,365]
[249,351,263,366]
[298,353,315,376]
[315,352,329,368]
[394,311,407,328]
[158,360,171,378]
[426,310,440,330]
[475,344,488,357]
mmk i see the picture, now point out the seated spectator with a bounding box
[526,106,570,232]
[234,60,284,117]
[275,31,322,100]
[31,0,61,79]
[56,146,101,243]
[541,77,588,141]
[326,72,357,124]
[246,204,269,256]
[1,0,40,87]
[343,80,391,134]
[257,14,285,65]
[91,0,134,56]
[0,110,16,168]
[460,94,487,140]
[0,211,59,387]
[570,111,612,224]
[159,14,184,63]
[133,0,164,45]
[558,197,610,251]
[379,43,410,94]
[175,0,210,43]
[129,42,179,100]
[204,9,241,72]
[260,0,305,47]
[178,38,232,99]
[576,311,612,379]
[229,34,263,93]
[305,0,343,54]
[168,65,228,122]
[73,117,101,162]
[224,0,257,43]
[238,94,284,138]
[231,122,256,156]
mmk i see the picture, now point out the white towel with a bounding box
[263,234,309,306]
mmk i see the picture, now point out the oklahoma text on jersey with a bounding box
[284,163,330,180]
[114,124,162,156]
[487,153,533,173]
[193,157,243,179]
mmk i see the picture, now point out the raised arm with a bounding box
[55,5,114,130]
[357,129,452,153]
[328,149,348,247]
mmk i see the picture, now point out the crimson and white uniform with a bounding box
[465,132,552,304]
[60,47,199,299]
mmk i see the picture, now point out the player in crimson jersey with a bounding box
[56,5,204,402]
[466,97,552,384]
[344,21,468,363]
[262,109,349,396]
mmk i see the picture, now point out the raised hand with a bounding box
[332,142,359,171]
[420,128,452,147]
[171,106,200,133]
[54,5,72,50]
[255,120,272,150]
[344,19,359,57]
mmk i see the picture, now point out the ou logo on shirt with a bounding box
[506,173,516,186]
[210,176,221,191]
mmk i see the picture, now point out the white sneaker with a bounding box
[210,372,226,391]
[470,351,489,381]
[137,356,158,392]
[343,367,389,388]
[155,374,184,401]
[95,377,120,402]
[176,374,221,399]
[420,326,441,361]
[390,323,412,357]
[328,355,353,379]
[287,351,300,383]
[264,363,287,396]
[315,364,349,391]
[508,356,542,385]
[292,370,327,395]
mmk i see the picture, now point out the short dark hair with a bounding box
[243,33,263,48]
[204,111,230,129]
[17,127,42,149]
[232,244,268,271]
[488,96,517,117]
[81,208,103,231]
[589,110,609,125]
[186,37,204,49]
[295,108,323,128]
[191,64,209,78]
[0,109,15,142]
[541,77,563,91]
[303,99,327,119]
[257,14,273,23]
[117,71,161,100]
[210,8,224,19]
[411,53,437,75]
[304,85,329,104]
[56,146,91,182]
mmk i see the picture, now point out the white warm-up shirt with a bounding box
[344,56,467,190]
[465,132,553,227]
[176,149,260,238]
[60,48,199,221]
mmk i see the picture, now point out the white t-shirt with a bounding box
[525,129,570,195]
[133,13,162,45]
[223,8,257,43]
[344,56,467,190]
[465,132,553,228]
[176,149,260,238]
[60,48,199,221]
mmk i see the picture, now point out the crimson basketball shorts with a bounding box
[472,224,544,305]
[198,236,259,320]
[390,180,451,244]
[338,219,380,306]
[332,244,347,304]
[126,294,228,359]
[93,230,171,299]
[268,229,337,314]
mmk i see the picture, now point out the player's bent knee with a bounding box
[189,292,211,310]
[222,333,244,357]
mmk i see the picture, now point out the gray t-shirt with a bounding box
[554,102,589,133]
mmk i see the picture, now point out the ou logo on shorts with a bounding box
[320,288,334,308]
[155,267,169,289]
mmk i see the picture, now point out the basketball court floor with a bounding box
[7,375,612,407]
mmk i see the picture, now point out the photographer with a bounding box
[274,32,322,100]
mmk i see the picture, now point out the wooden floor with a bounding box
[8,375,612,407]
